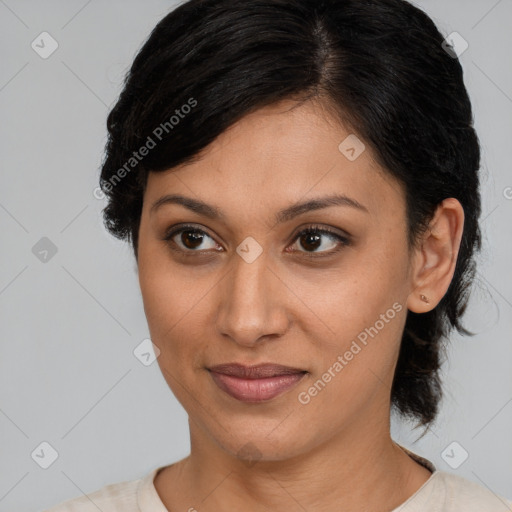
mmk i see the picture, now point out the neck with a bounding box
[154,412,432,512]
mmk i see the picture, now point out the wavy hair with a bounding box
[99,0,482,427]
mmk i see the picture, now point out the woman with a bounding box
[46,0,512,510]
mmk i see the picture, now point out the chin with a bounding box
[208,420,313,465]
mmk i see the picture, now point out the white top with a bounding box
[44,447,512,512]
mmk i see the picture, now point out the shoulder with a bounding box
[42,474,143,512]
[435,471,512,511]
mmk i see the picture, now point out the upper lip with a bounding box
[208,363,307,379]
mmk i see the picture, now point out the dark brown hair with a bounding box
[99,0,482,427]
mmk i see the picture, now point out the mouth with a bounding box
[207,363,308,403]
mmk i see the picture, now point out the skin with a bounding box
[136,98,465,511]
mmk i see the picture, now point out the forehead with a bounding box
[143,99,404,222]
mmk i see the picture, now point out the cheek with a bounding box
[137,240,216,370]
[139,269,203,349]
[294,297,406,434]
[295,238,409,396]
[138,233,193,326]
[292,242,408,343]
[137,238,185,353]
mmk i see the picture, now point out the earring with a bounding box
[420,294,430,304]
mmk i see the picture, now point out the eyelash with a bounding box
[162,223,351,259]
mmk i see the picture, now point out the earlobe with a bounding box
[407,198,465,313]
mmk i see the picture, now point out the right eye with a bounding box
[163,224,222,254]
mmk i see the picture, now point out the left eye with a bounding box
[163,224,350,256]
[288,226,350,255]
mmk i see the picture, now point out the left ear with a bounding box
[407,198,465,313]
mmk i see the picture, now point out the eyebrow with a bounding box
[150,193,369,224]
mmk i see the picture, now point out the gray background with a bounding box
[0,1,511,511]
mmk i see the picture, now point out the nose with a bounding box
[215,248,290,348]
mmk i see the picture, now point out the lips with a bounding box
[208,363,306,379]
[208,363,307,402]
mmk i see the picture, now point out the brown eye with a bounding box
[162,223,350,258]
[290,226,351,255]
[299,232,324,252]
[180,230,206,249]
[164,225,219,252]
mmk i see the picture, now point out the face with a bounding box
[137,99,417,464]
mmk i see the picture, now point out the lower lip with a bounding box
[209,371,307,403]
